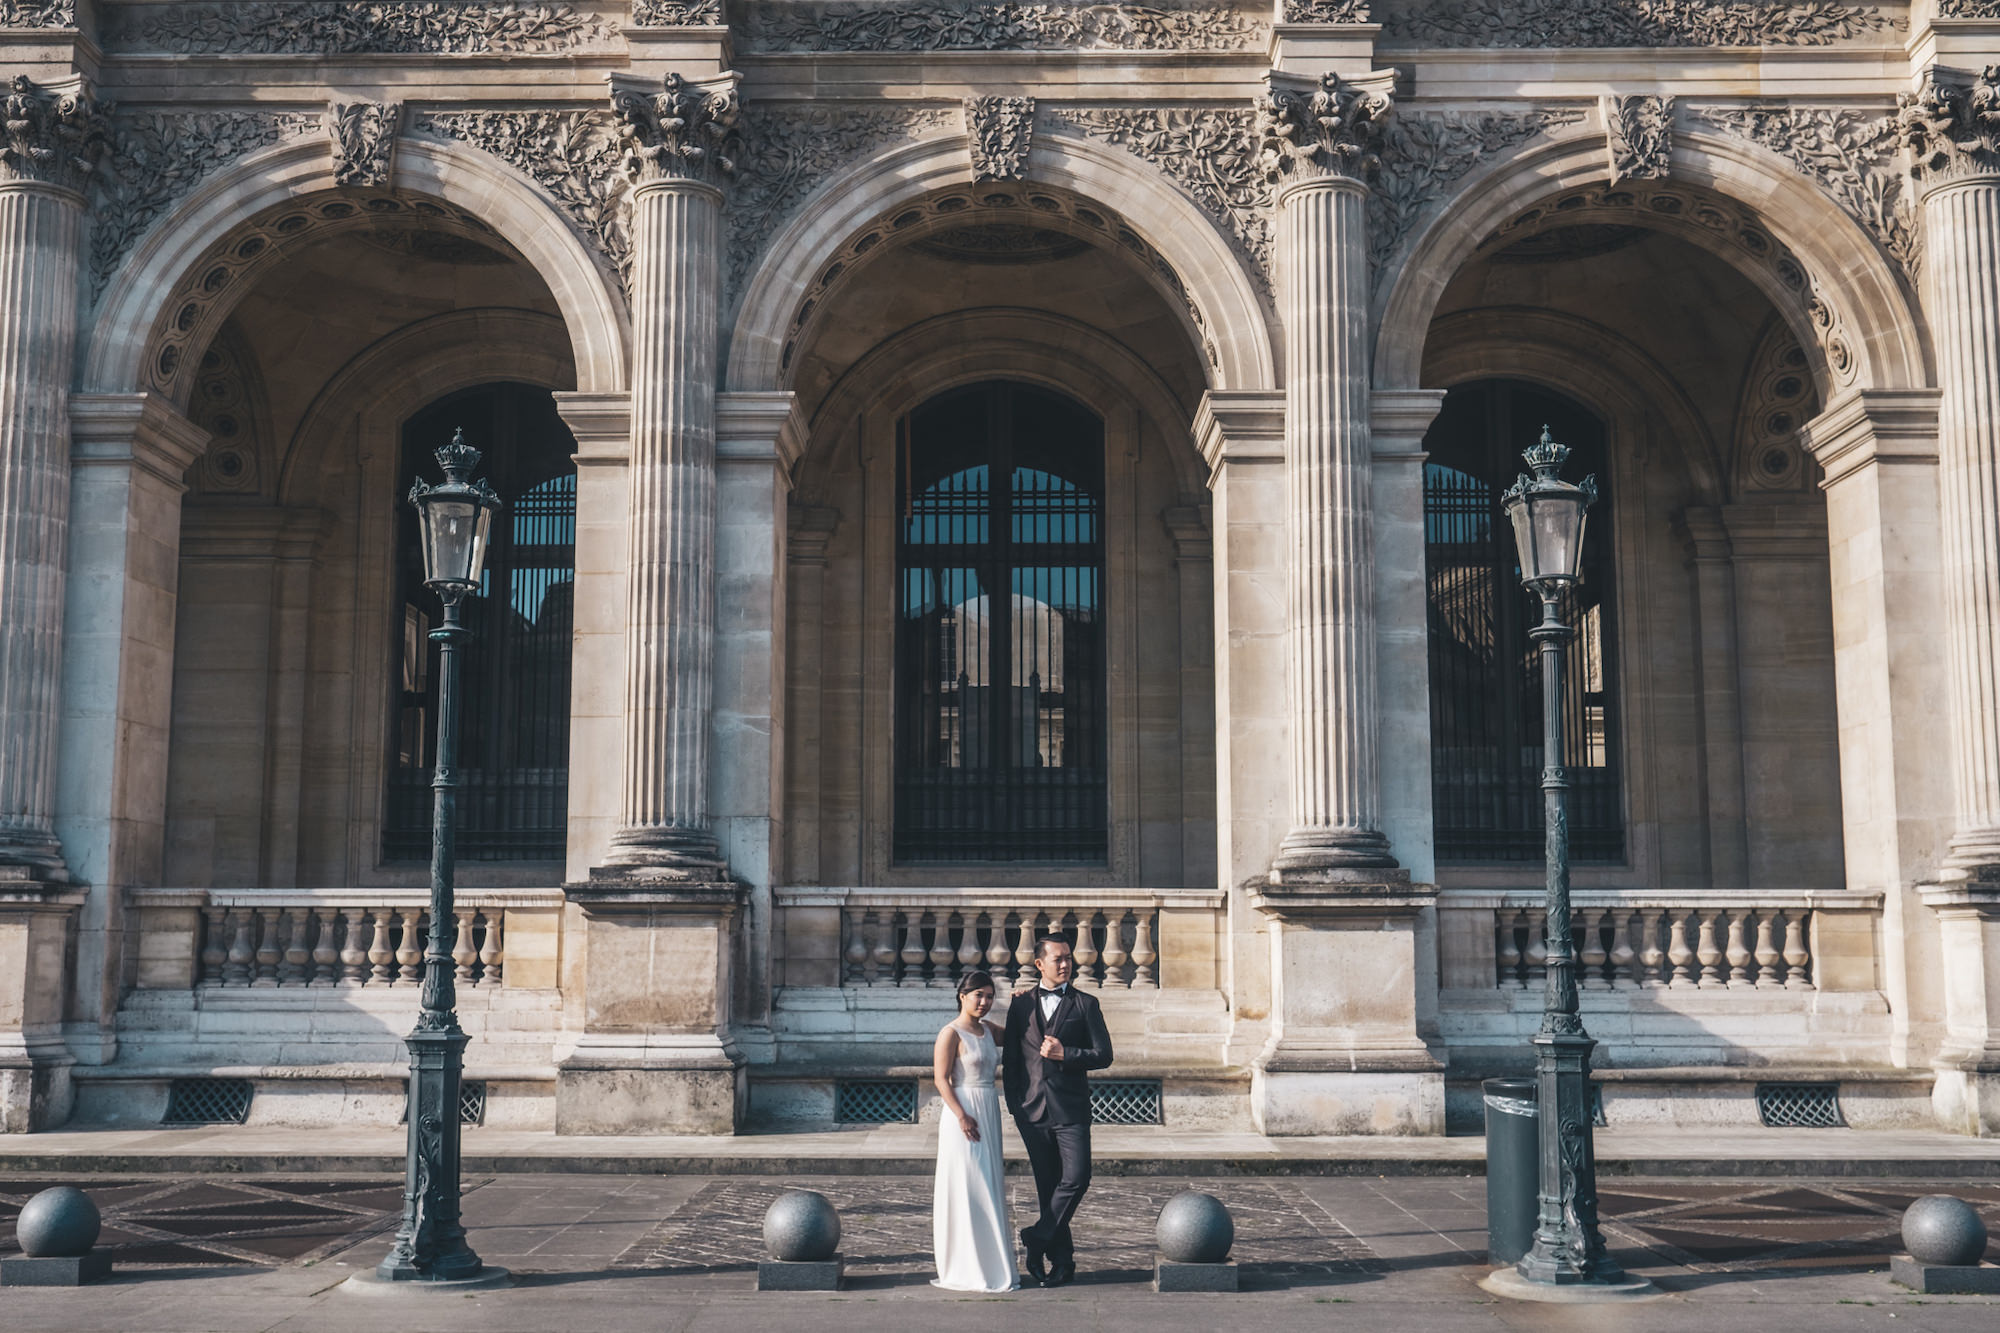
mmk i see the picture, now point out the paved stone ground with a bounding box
[3,1173,1999,1331]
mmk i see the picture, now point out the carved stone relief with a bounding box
[1281,0,1369,21]
[1383,0,1900,47]
[1691,103,1917,274]
[0,75,109,194]
[413,109,631,286]
[1049,104,1273,281]
[1898,66,2000,188]
[967,96,1035,181]
[1731,315,1818,495]
[188,322,270,497]
[101,2,615,54]
[632,0,722,22]
[1368,106,1587,277]
[1258,72,1394,186]
[614,72,741,188]
[726,104,956,298]
[1606,95,1674,183]
[735,0,1263,51]
[1936,1,2000,16]
[0,0,74,26]
[331,102,401,188]
[90,109,323,301]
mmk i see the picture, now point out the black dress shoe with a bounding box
[1019,1228,1048,1285]
[1046,1259,1076,1288]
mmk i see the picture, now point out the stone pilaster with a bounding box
[1258,72,1399,878]
[0,75,105,883]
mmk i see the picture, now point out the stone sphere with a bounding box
[1902,1194,1989,1267]
[15,1186,101,1258]
[1156,1190,1234,1264]
[763,1190,841,1262]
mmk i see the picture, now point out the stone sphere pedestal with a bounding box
[1891,1194,1997,1293]
[0,1187,110,1287]
[1154,1190,1238,1291]
[758,1190,843,1290]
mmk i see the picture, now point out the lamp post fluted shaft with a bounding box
[377,592,481,1282]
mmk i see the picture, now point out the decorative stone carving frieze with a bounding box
[726,104,955,296]
[614,72,741,189]
[90,109,322,299]
[1691,103,1917,273]
[967,96,1035,181]
[414,109,631,284]
[736,0,1262,52]
[0,0,75,26]
[0,75,108,194]
[330,101,401,188]
[1732,318,1816,494]
[632,0,722,22]
[1368,107,1586,276]
[1050,104,1273,279]
[1899,67,2000,187]
[1937,1,2000,16]
[1281,0,1369,21]
[1257,72,1393,187]
[1606,95,1673,183]
[1383,0,1899,47]
[101,2,614,54]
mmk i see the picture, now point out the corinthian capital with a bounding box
[1899,66,2000,189]
[612,71,741,189]
[0,74,108,193]
[1257,71,1393,189]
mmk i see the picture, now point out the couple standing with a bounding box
[929,934,1114,1292]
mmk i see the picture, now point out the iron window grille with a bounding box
[1089,1079,1163,1125]
[1756,1083,1843,1128]
[1423,380,1626,864]
[894,382,1109,863]
[835,1080,919,1124]
[385,383,577,862]
[163,1077,254,1125]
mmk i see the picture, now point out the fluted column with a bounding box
[599,72,739,879]
[0,77,103,881]
[1260,72,1397,876]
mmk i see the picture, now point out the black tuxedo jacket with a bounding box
[1002,984,1114,1125]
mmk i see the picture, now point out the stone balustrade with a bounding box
[1483,893,1851,991]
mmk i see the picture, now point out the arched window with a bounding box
[1424,379,1624,863]
[385,383,577,861]
[894,382,1107,862]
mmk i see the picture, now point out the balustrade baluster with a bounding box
[224,909,254,986]
[1524,909,1549,982]
[1580,907,1610,989]
[481,911,504,985]
[396,908,424,983]
[454,909,478,984]
[1783,910,1812,989]
[1638,908,1666,986]
[864,910,890,986]
[340,908,369,984]
[1495,910,1522,988]
[310,908,339,986]
[926,911,954,987]
[200,905,227,985]
[844,909,868,985]
[956,911,983,981]
[984,911,1013,979]
[1696,911,1724,988]
[1753,912,1781,988]
[1667,910,1696,988]
[1102,910,1130,987]
[1013,911,1038,986]
[898,911,925,988]
[369,907,396,983]
[1609,907,1638,989]
[1074,910,1103,987]
[1724,910,1753,986]
[1131,910,1157,989]
[278,907,310,985]
[252,907,281,986]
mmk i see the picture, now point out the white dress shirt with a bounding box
[1038,984,1069,1021]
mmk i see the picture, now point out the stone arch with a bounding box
[84,136,628,402]
[728,132,1276,395]
[1375,127,1931,401]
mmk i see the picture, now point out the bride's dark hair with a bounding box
[957,970,995,997]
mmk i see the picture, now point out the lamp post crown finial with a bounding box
[1523,424,1570,478]
[436,427,481,483]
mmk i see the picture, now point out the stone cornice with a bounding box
[612,69,740,190]
[554,390,633,464]
[1798,387,1941,485]
[1900,65,2000,191]
[1193,389,1286,479]
[69,392,210,490]
[716,389,805,472]
[0,74,108,195]
[1258,70,1394,191]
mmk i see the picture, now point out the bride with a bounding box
[931,970,1016,1292]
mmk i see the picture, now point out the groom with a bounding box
[1002,933,1113,1288]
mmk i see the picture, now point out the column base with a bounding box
[0,870,84,1132]
[1930,1063,2000,1137]
[1270,829,1398,874]
[1922,880,2000,1135]
[601,826,728,878]
[556,1060,747,1134]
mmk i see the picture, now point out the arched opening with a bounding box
[894,380,1108,863]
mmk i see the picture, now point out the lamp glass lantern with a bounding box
[410,428,500,594]
[1501,427,1596,588]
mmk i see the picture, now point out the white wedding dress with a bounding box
[932,1022,1016,1292]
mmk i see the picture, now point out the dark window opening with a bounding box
[385,383,576,862]
[894,381,1108,863]
[1423,379,1625,864]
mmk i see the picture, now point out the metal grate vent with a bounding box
[836,1080,917,1124]
[163,1077,253,1125]
[1090,1079,1163,1126]
[1591,1083,1607,1128]
[459,1081,487,1125]
[1757,1082,1843,1128]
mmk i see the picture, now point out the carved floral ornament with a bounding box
[1898,66,2000,188]
[735,0,1263,52]
[0,0,74,27]
[1605,95,1673,184]
[614,72,741,189]
[99,2,614,54]
[0,74,109,194]
[331,102,402,189]
[967,96,1034,181]
[1383,0,1900,48]
[1257,71,1394,187]
[631,0,723,23]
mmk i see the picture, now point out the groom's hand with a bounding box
[1039,1034,1063,1060]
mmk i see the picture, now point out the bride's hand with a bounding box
[958,1113,980,1142]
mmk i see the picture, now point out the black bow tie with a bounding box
[1040,985,1067,997]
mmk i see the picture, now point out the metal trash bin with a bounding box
[1483,1077,1539,1266]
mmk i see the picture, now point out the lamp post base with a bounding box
[1479,1267,1660,1303]
[339,1266,512,1296]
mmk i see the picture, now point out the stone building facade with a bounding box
[2,0,1998,1137]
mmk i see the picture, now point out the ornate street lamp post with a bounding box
[370,430,506,1289]
[1485,428,1653,1303]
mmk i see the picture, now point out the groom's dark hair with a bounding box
[1034,933,1073,959]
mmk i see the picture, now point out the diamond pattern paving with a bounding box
[0,1177,405,1268]
[1598,1182,2000,1273]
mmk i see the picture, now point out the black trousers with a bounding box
[1014,1117,1091,1262]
